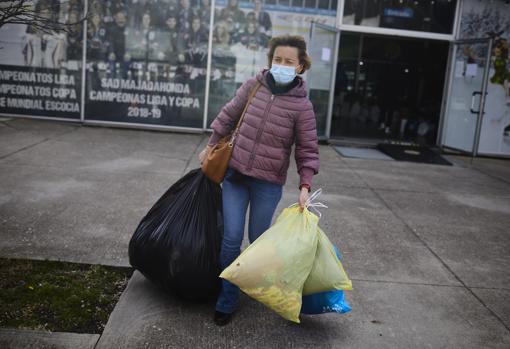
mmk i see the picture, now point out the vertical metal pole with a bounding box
[354,34,363,92]
[452,0,463,40]
[80,0,88,123]
[449,0,463,153]
[325,29,340,140]
[437,40,455,149]
[307,21,316,98]
[472,37,493,158]
[337,0,345,28]
[202,0,216,131]
[451,0,462,153]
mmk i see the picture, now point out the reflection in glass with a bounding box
[442,42,488,152]
[0,0,84,119]
[207,0,337,134]
[332,33,449,145]
[318,0,330,10]
[208,0,273,126]
[307,25,339,138]
[305,0,317,8]
[85,0,210,128]
[342,0,457,34]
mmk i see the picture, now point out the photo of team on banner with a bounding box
[85,0,271,80]
[0,0,337,126]
[83,0,275,127]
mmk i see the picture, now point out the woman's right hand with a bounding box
[199,145,213,164]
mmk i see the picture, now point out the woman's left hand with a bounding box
[299,187,309,210]
[199,145,213,164]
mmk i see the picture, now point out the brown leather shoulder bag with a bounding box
[201,81,261,183]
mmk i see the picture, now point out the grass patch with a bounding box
[0,258,133,334]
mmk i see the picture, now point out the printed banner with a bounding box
[0,66,81,118]
[0,0,84,119]
[83,0,209,127]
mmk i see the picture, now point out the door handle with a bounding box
[470,91,482,114]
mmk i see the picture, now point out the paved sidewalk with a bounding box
[1,117,509,348]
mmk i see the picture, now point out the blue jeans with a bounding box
[216,168,283,313]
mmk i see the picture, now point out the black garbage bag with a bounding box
[129,169,223,301]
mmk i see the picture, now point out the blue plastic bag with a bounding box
[301,289,351,314]
[301,246,352,315]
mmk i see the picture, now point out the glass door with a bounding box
[441,38,492,156]
[307,22,340,139]
[331,33,449,145]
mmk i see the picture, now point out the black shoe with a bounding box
[213,310,232,326]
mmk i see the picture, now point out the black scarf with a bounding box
[266,72,300,95]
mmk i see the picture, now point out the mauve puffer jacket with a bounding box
[208,69,319,187]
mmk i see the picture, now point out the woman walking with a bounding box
[199,34,320,326]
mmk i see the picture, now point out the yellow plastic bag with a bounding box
[221,189,353,323]
[220,206,319,323]
[302,227,353,295]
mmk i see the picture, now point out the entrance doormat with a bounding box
[376,143,452,165]
[333,146,394,160]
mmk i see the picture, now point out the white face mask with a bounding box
[270,64,297,84]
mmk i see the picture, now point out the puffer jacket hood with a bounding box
[208,70,319,187]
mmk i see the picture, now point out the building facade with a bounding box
[0,0,509,157]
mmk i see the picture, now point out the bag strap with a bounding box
[229,81,261,145]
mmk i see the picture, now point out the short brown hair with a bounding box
[267,35,311,74]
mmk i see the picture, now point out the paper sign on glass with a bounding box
[321,48,331,62]
[466,63,478,77]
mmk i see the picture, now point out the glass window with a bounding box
[305,0,317,8]
[207,0,338,138]
[318,0,330,10]
[84,0,210,128]
[0,0,84,119]
[332,32,449,145]
[459,0,510,40]
[342,0,457,34]
[331,0,338,11]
